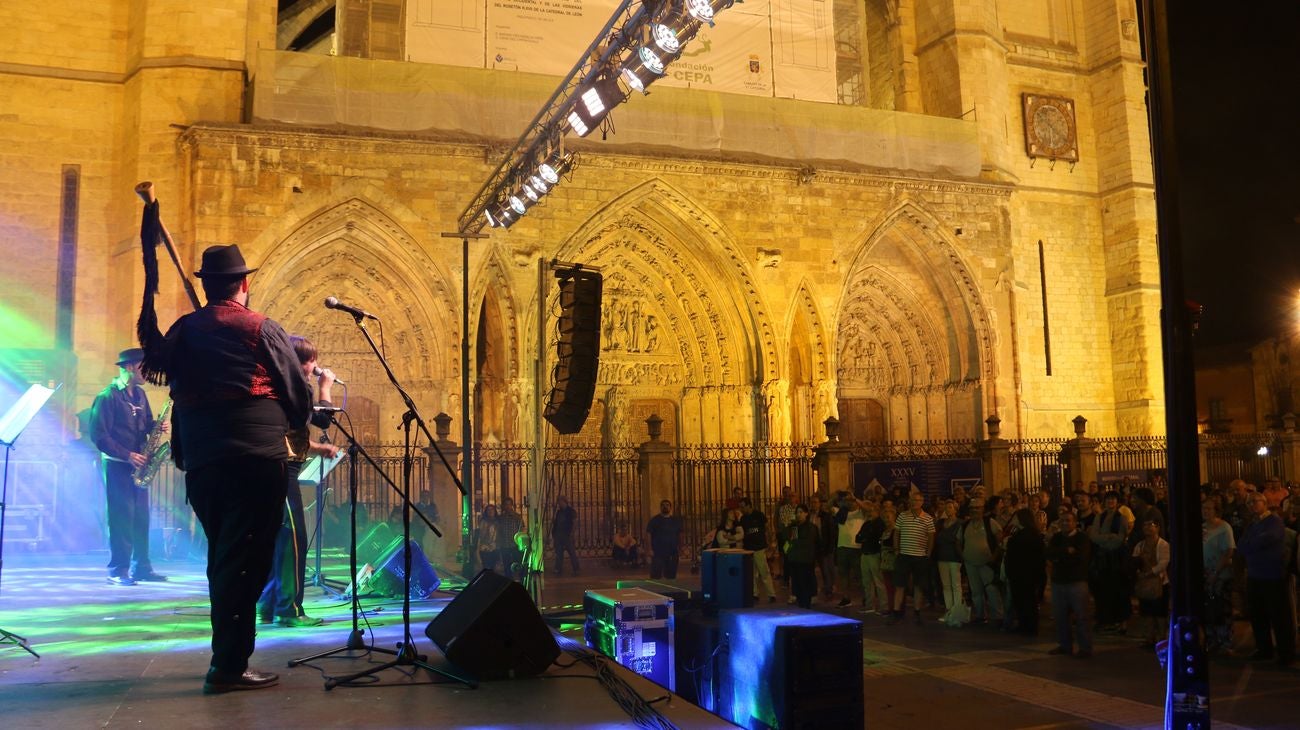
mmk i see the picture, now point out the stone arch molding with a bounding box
[836,201,995,439]
[254,197,460,413]
[556,178,778,382]
[548,178,778,441]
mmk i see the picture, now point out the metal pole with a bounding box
[1138,1,1209,727]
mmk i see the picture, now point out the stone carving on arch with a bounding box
[837,201,995,440]
[253,197,460,430]
[789,278,833,383]
[852,200,997,381]
[550,179,777,442]
[473,244,525,442]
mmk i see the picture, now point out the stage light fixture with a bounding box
[508,194,530,217]
[538,152,575,185]
[523,183,540,203]
[652,23,682,54]
[685,0,715,25]
[639,46,667,75]
[566,76,624,138]
[566,110,591,137]
[528,174,550,194]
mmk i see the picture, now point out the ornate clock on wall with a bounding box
[1023,93,1079,162]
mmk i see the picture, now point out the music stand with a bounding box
[300,448,346,595]
[0,383,59,658]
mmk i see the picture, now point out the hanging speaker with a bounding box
[544,268,602,434]
[425,569,561,679]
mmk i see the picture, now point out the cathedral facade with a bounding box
[1,0,1164,448]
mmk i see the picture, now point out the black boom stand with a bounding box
[308,310,473,690]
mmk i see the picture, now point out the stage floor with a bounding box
[1,549,1298,729]
[0,551,730,729]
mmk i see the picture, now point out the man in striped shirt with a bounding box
[890,491,936,624]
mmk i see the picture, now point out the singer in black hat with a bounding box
[137,243,312,694]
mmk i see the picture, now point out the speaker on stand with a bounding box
[543,268,602,435]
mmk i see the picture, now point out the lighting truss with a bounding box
[455,0,738,234]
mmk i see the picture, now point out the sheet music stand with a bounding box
[0,383,59,658]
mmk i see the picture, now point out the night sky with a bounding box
[1168,3,1300,351]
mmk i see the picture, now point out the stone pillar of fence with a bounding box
[1059,415,1098,490]
[638,414,676,514]
[1279,413,1300,484]
[812,416,853,496]
[423,412,462,568]
[1197,433,1210,485]
[977,414,1011,493]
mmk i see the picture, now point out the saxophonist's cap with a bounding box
[116,348,145,366]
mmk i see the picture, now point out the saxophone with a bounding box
[133,399,172,487]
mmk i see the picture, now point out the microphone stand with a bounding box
[321,312,474,690]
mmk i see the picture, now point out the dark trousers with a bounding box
[790,561,816,608]
[553,533,579,574]
[650,549,678,580]
[187,457,287,674]
[260,462,308,619]
[103,459,152,577]
[1009,576,1039,634]
[1247,577,1297,662]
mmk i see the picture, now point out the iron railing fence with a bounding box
[1008,437,1069,495]
[1202,432,1282,487]
[1094,435,1167,486]
[672,442,818,565]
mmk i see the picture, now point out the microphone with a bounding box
[312,405,343,413]
[323,296,378,321]
[312,365,346,386]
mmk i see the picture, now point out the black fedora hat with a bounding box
[194,244,257,279]
[116,347,144,366]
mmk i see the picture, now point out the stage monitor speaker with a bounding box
[701,548,754,610]
[544,269,602,434]
[363,537,441,599]
[425,569,560,679]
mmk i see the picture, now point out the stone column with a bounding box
[1059,415,1099,492]
[812,416,853,496]
[424,412,462,568]
[977,414,1010,494]
[638,415,676,517]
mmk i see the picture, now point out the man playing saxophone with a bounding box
[89,348,169,585]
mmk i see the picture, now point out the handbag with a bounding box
[880,546,897,571]
[1135,573,1163,601]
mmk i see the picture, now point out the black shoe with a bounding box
[107,575,136,586]
[258,606,274,625]
[203,667,279,694]
[132,571,168,582]
[837,598,851,607]
[277,615,324,628]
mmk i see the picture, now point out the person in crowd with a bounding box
[834,491,868,608]
[808,494,837,601]
[90,347,168,586]
[855,500,888,614]
[1126,487,1165,551]
[1089,491,1132,633]
[952,486,971,519]
[611,523,638,567]
[889,491,935,625]
[1073,491,1097,531]
[1131,518,1171,651]
[1201,495,1236,653]
[550,495,580,576]
[1237,491,1295,666]
[410,489,440,557]
[725,486,744,512]
[1004,508,1045,636]
[959,497,1002,625]
[1046,511,1092,657]
[785,504,817,608]
[740,497,777,602]
[647,499,683,580]
[775,486,798,597]
[1224,479,1252,540]
[138,244,312,694]
[714,507,744,549]
[258,335,337,628]
[1037,490,1056,526]
[477,504,500,572]
[879,500,899,609]
[933,499,965,625]
[497,496,525,579]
